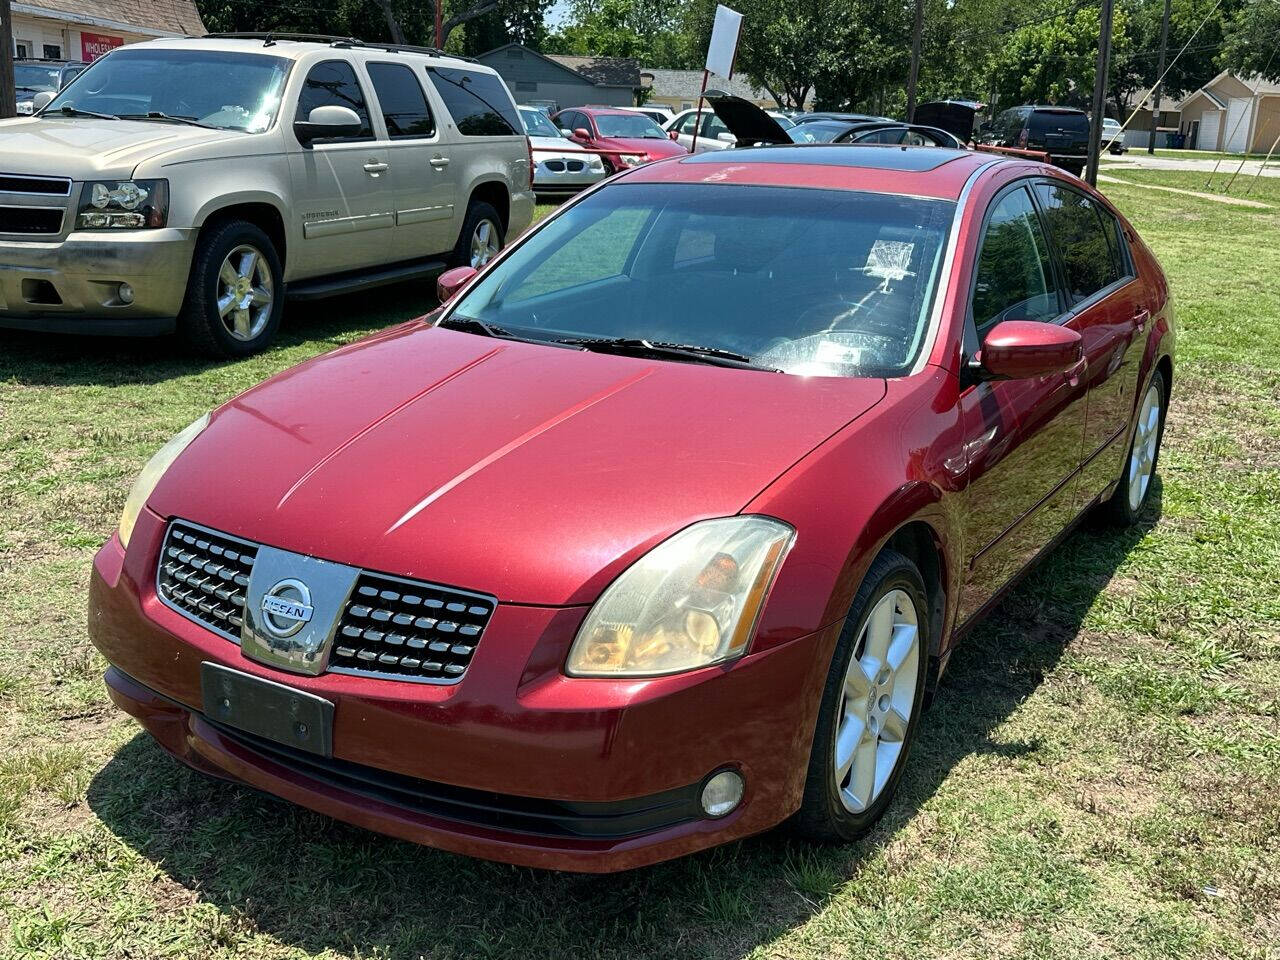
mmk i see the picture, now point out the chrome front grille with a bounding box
[329,571,495,682]
[566,159,585,172]
[0,205,63,234]
[0,173,72,195]
[157,522,257,641]
[155,520,496,683]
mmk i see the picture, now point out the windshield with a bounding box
[594,113,667,139]
[772,114,796,129]
[45,48,290,131]
[521,107,562,138]
[788,121,851,143]
[447,183,954,377]
[15,64,62,92]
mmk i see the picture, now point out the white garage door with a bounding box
[1225,98,1255,153]
[1198,109,1221,151]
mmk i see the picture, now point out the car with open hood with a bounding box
[700,92,962,149]
[90,143,1174,872]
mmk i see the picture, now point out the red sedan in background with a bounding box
[551,105,688,171]
[89,145,1172,872]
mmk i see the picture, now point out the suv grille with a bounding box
[0,174,71,195]
[0,206,63,234]
[156,520,496,683]
[157,522,257,641]
[329,571,495,682]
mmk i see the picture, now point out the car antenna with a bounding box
[262,33,276,47]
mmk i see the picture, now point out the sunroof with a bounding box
[681,145,971,172]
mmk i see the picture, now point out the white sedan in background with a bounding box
[520,106,607,197]
[664,106,795,153]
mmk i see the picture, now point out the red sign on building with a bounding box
[81,32,124,61]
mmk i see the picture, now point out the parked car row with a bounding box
[12,58,87,114]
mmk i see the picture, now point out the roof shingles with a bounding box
[17,0,205,36]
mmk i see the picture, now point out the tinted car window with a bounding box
[449,182,956,378]
[1034,183,1122,302]
[297,60,373,141]
[972,187,1061,329]
[427,67,519,136]
[1029,110,1089,135]
[367,62,434,138]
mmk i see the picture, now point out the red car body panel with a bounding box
[89,148,1174,872]
[553,107,687,171]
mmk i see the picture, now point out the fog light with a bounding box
[700,769,744,818]
[118,282,134,304]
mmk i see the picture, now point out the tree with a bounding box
[545,0,697,66]
[1221,0,1280,80]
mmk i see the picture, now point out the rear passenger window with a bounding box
[367,62,435,139]
[296,60,373,142]
[972,187,1061,330]
[1034,183,1123,303]
[427,67,519,136]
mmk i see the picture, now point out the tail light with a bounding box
[1017,128,1028,148]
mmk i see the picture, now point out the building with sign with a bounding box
[8,0,205,63]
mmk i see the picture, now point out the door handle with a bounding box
[429,156,450,168]
[1066,358,1088,388]
[363,160,389,175]
[1132,309,1149,333]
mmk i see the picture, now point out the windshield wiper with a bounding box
[120,112,217,129]
[555,337,778,371]
[56,104,118,120]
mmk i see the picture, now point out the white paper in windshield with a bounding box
[865,239,915,282]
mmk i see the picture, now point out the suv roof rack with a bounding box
[200,32,475,61]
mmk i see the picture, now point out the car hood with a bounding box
[705,92,793,146]
[0,116,238,178]
[601,136,685,157]
[151,322,886,606]
[528,135,590,156]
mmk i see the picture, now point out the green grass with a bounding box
[1102,165,1280,204]
[1,184,1278,959]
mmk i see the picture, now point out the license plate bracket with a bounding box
[201,661,334,757]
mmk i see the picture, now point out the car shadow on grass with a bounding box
[86,488,1161,960]
[0,284,437,389]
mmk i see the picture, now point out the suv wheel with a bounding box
[792,549,930,842]
[179,219,283,358]
[453,201,505,270]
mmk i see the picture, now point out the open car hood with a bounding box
[705,91,793,146]
[913,101,984,144]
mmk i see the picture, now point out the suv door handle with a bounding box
[1132,309,1149,333]
[363,160,389,175]
[429,156,450,168]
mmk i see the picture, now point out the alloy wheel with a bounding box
[1128,381,1162,512]
[833,588,921,813]
[216,244,274,342]
[469,219,500,268]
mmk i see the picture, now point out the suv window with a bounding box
[427,67,519,136]
[367,62,434,139]
[972,186,1061,329]
[1034,183,1123,303]
[297,59,373,142]
[1029,110,1089,136]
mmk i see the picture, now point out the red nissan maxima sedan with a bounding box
[552,106,688,172]
[89,145,1173,873]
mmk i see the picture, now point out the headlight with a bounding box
[620,154,645,167]
[566,516,794,677]
[77,179,169,229]
[588,154,605,172]
[118,413,209,548]
[16,101,33,115]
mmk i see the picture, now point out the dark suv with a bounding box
[982,105,1089,176]
[13,59,87,115]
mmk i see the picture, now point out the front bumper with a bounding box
[0,228,194,335]
[88,509,837,872]
[532,156,606,194]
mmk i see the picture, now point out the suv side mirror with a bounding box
[977,320,1082,380]
[294,105,362,145]
[437,265,477,304]
[32,91,55,112]
[571,127,592,142]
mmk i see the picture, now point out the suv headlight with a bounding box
[566,516,794,677]
[77,179,169,229]
[118,413,209,548]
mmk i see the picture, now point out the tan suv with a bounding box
[0,35,534,356]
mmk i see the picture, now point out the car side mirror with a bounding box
[294,105,362,145]
[571,127,592,142]
[559,128,573,137]
[437,265,477,304]
[976,320,1082,380]
[716,131,736,143]
[32,91,54,112]
[668,129,680,141]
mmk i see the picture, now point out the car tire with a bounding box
[1102,369,1167,525]
[791,549,930,843]
[452,201,505,270]
[178,219,282,358]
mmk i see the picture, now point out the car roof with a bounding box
[574,106,642,116]
[624,144,1005,200]
[127,35,480,69]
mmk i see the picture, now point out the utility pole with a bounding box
[906,0,924,121]
[1085,0,1115,186]
[1148,0,1171,154]
[0,0,16,121]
